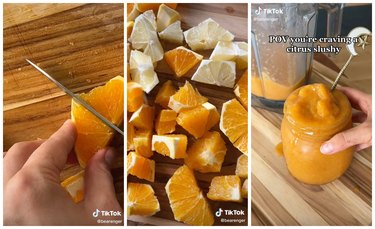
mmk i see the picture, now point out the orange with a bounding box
[152,134,187,159]
[127,82,147,112]
[241,179,248,199]
[164,46,203,77]
[133,130,153,158]
[185,131,227,173]
[220,99,248,155]
[61,170,84,203]
[129,104,155,130]
[168,81,208,112]
[165,165,214,226]
[127,182,160,216]
[136,3,178,13]
[207,175,242,202]
[127,121,135,151]
[127,151,155,182]
[176,102,219,138]
[155,80,176,108]
[234,69,248,109]
[127,3,139,21]
[235,154,248,178]
[155,109,177,135]
[72,76,124,168]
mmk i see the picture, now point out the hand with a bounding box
[3,120,123,225]
[320,87,372,155]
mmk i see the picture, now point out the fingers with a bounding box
[84,148,120,209]
[352,111,367,123]
[321,122,372,155]
[23,120,77,180]
[338,87,371,114]
[3,140,44,185]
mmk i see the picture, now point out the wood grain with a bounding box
[126,3,248,226]
[3,3,124,209]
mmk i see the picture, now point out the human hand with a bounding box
[320,87,372,155]
[4,120,123,225]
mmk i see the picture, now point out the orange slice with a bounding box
[235,154,248,178]
[129,104,155,130]
[234,69,248,109]
[168,81,208,112]
[185,131,227,173]
[127,82,147,112]
[61,170,84,203]
[127,182,160,216]
[133,130,153,158]
[164,46,203,77]
[152,134,187,159]
[165,165,214,226]
[241,179,248,199]
[127,151,155,182]
[72,76,124,168]
[176,102,219,138]
[136,3,177,13]
[207,175,242,202]
[155,80,177,108]
[220,99,248,155]
[155,109,177,135]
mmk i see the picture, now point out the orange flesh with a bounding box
[164,47,202,77]
[155,80,177,108]
[281,83,353,184]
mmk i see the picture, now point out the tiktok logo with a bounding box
[215,208,223,217]
[255,6,262,15]
[93,209,100,218]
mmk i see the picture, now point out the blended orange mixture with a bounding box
[281,83,353,185]
[251,77,305,101]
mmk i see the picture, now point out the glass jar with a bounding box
[281,83,354,185]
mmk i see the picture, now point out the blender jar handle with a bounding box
[319,3,345,37]
[251,31,263,78]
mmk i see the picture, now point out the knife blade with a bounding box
[26,59,124,136]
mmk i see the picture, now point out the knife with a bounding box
[26,59,124,136]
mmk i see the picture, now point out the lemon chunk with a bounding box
[156,4,181,32]
[158,21,183,44]
[192,60,236,88]
[129,50,159,93]
[210,41,248,69]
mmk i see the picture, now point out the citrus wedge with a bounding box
[129,104,155,130]
[207,175,242,202]
[164,46,203,78]
[129,50,159,93]
[241,179,248,199]
[158,20,183,44]
[155,80,177,108]
[152,134,187,159]
[61,170,85,203]
[234,69,248,109]
[157,4,181,32]
[127,81,147,112]
[192,60,236,88]
[168,81,208,112]
[235,154,248,178]
[127,182,160,216]
[133,130,153,158]
[210,41,248,70]
[155,109,177,135]
[127,151,155,182]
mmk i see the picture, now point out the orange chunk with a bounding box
[168,81,208,112]
[152,134,187,159]
[127,121,135,151]
[127,151,155,182]
[155,109,177,135]
[61,170,85,203]
[241,179,248,199]
[155,80,176,108]
[234,69,248,109]
[164,46,203,77]
[129,104,155,130]
[137,3,177,13]
[127,182,160,216]
[133,130,153,158]
[207,175,242,202]
[127,82,147,112]
[235,154,248,178]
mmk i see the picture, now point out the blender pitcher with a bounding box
[251,3,344,110]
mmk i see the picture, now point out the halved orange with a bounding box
[127,151,155,182]
[165,165,214,226]
[155,109,177,135]
[235,154,248,178]
[127,82,147,112]
[155,80,176,108]
[152,134,187,159]
[129,104,155,130]
[133,130,153,158]
[72,76,124,168]
[164,46,203,77]
[220,99,248,155]
[234,69,248,109]
[61,170,85,203]
[127,182,160,216]
[207,175,242,202]
[168,81,208,112]
[185,131,227,173]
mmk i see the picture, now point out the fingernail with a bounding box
[321,143,333,154]
[104,148,116,166]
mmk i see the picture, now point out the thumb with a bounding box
[320,123,371,155]
[84,148,120,209]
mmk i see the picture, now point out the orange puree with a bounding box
[251,77,305,101]
[281,83,353,185]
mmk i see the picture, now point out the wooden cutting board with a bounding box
[127,3,248,226]
[251,55,372,225]
[3,3,124,205]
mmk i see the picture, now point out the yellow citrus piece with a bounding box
[127,82,147,112]
[133,130,153,158]
[137,3,178,13]
[127,151,155,182]
[184,18,234,51]
[234,69,248,109]
[155,80,176,108]
[207,175,242,202]
[185,131,227,173]
[155,109,177,135]
[192,60,236,88]
[129,50,159,93]
[152,134,187,159]
[158,20,183,44]
[235,154,248,178]
[61,170,84,203]
[157,4,181,32]
[127,3,139,21]
[129,104,155,130]
[241,179,248,199]
[176,102,219,138]
[127,182,160,216]
[72,76,124,168]
[127,121,135,151]
[164,46,203,78]
[168,81,208,112]
[210,41,248,70]
[220,99,248,155]
[127,21,134,38]
[166,165,214,226]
